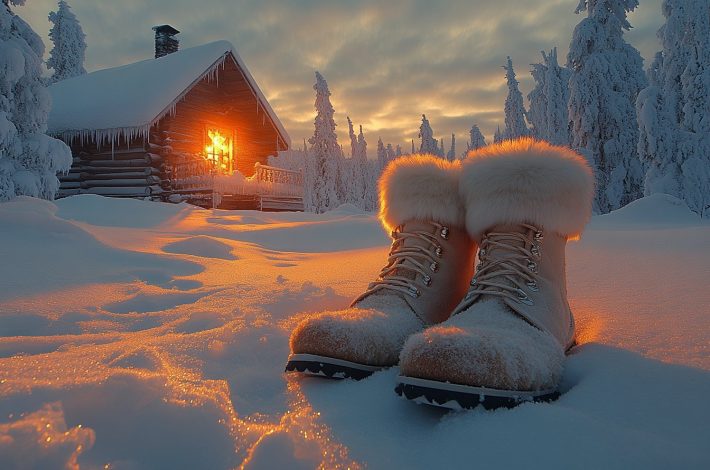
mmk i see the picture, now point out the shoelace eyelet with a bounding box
[435,246,443,257]
[430,262,439,272]
[440,227,449,239]
[409,287,421,298]
[531,245,541,258]
[526,280,539,292]
[516,288,534,305]
[534,231,544,242]
[423,275,432,286]
[527,260,538,273]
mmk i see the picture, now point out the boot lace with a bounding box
[455,224,543,313]
[354,222,448,301]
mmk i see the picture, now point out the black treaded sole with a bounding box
[285,359,376,380]
[394,380,560,410]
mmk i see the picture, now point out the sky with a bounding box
[14,0,665,156]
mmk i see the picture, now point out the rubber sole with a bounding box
[285,353,384,380]
[394,376,559,411]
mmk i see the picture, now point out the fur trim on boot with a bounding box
[396,139,595,409]
[460,138,594,241]
[379,155,464,233]
[287,157,475,380]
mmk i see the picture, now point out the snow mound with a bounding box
[592,194,704,228]
[326,203,366,216]
[163,236,237,260]
[55,194,193,228]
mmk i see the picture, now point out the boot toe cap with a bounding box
[399,320,564,391]
[290,307,421,367]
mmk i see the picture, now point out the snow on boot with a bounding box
[396,138,594,409]
[286,156,475,380]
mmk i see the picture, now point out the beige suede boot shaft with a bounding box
[288,155,474,374]
[399,139,595,394]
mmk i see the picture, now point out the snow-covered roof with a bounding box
[48,40,290,146]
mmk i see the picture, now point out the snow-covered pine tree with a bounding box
[501,57,530,140]
[418,114,440,155]
[356,126,378,211]
[568,0,648,213]
[493,125,502,143]
[308,71,341,213]
[466,124,487,154]
[636,0,710,216]
[346,116,366,206]
[47,0,86,82]
[446,133,456,161]
[376,137,387,171]
[386,143,395,162]
[528,48,572,146]
[0,0,72,201]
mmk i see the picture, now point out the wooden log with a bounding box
[59,173,82,182]
[80,157,154,167]
[80,176,160,188]
[92,147,148,157]
[79,172,160,181]
[74,167,159,176]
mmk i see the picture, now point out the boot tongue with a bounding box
[483,224,533,258]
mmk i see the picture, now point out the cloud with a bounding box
[15,0,663,155]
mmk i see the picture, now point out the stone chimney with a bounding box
[152,25,180,58]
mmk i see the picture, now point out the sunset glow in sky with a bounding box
[16,0,664,155]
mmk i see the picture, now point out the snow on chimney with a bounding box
[152,25,180,58]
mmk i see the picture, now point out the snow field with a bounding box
[0,193,708,469]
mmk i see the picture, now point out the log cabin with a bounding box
[48,27,302,211]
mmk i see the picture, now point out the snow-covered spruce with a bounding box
[500,57,530,140]
[287,155,475,379]
[567,0,647,213]
[398,139,595,409]
[0,1,72,201]
[308,71,343,213]
[47,0,86,83]
[636,0,710,217]
[446,133,456,161]
[465,124,487,156]
[418,114,442,157]
[528,48,571,147]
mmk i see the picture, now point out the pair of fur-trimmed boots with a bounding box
[286,138,595,410]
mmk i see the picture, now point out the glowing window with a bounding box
[204,128,235,174]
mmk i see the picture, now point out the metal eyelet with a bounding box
[526,281,539,292]
[440,227,449,239]
[423,275,432,286]
[531,245,541,258]
[470,277,478,286]
[430,262,439,272]
[527,260,538,273]
[479,248,487,257]
[435,246,443,257]
[409,287,421,298]
[516,288,534,305]
[534,231,544,242]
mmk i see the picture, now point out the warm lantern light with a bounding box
[204,129,234,174]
